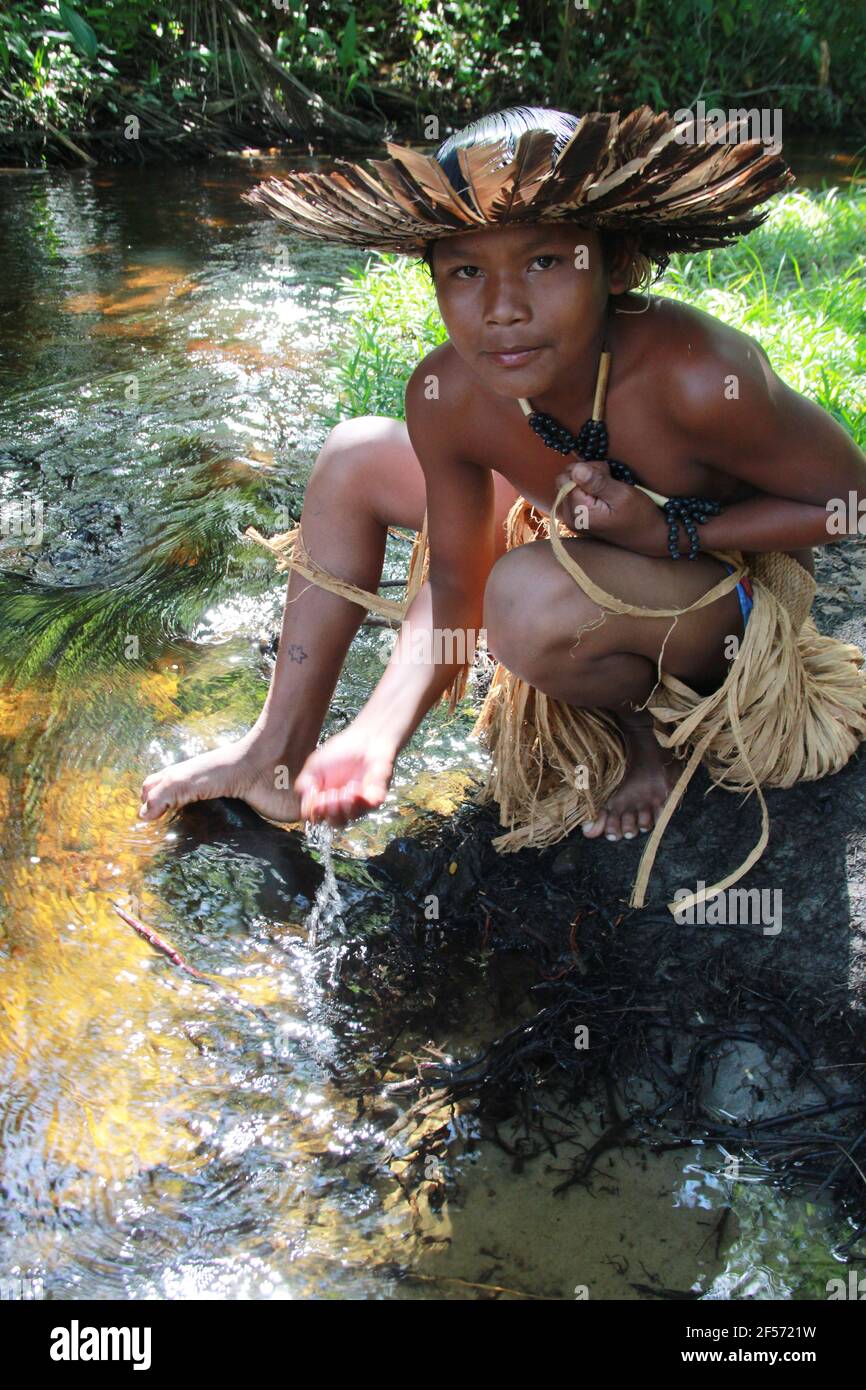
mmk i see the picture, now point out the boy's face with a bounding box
[430,222,629,397]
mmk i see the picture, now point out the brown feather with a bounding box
[351,161,453,228]
[454,136,512,218]
[241,102,797,260]
[536,112,617,207]
[382,142,484,224]
[457,129,556,220]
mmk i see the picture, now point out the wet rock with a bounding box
[371,836,439,893]
[389,1054,417,1075]
[428,836,486,909]
[697,1038,826,1123]
[364,1095,401,1122]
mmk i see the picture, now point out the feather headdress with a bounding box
[241,105,795,261]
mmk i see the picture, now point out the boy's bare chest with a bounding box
[465,382,753,518]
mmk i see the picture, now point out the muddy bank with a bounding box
[344,534,866,1267]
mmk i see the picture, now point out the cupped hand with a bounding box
[554,458,666,554]
[293,725,396,828]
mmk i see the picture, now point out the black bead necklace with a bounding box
[517,309,724,560]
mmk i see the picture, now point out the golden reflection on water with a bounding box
[185,338,304,371]
[0,655,439,1294]
[63,262,198,318]
[1,671,194,1176]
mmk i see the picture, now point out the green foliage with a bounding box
[395,0,530,110]
[0,2,135,130]
[2,1,866,163]
[323,184,866,452]
[58,2,99,59]
[388,0,865,132]
[321,253,446,423]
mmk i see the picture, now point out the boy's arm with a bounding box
[556,334,866,557]
[671,336,866,553]
[354,360,495,754]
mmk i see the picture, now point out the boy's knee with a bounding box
[322,417,370,452]
[312,416,389,492]
[483,545,556,671]
[483,541,604,672]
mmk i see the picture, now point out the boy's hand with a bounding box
[293,725,396,829]
[555,459,669,557]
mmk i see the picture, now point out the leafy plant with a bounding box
[1,2,865,166]
[57,2,99,60]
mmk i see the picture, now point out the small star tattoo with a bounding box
[285,643,308,663]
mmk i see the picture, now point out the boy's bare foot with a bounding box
[581,712,678,842]
[138,729,304,826]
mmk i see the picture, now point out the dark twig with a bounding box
[110,899,265,1020]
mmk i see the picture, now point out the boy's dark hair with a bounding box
[418,105,665,294]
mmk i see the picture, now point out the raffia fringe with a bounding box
[246,488,866,915]
[471,487,866,915]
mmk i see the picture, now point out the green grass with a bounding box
[321,254,448,424]
[322,185,866,450]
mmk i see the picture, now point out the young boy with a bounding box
[138,106,866,904]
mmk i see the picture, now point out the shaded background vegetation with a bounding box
[1,0,865,166]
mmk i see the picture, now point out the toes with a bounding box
[139,774,188,821]
[139,785,167,820]
[583,803,666,843]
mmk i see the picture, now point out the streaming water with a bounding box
[304,824,342,953]
[0,145,859,1300]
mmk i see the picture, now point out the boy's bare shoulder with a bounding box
[405,341,486,445]
[639,295,777,426]
[643,295,865,501]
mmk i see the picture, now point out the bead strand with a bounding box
[526,409,723,560]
